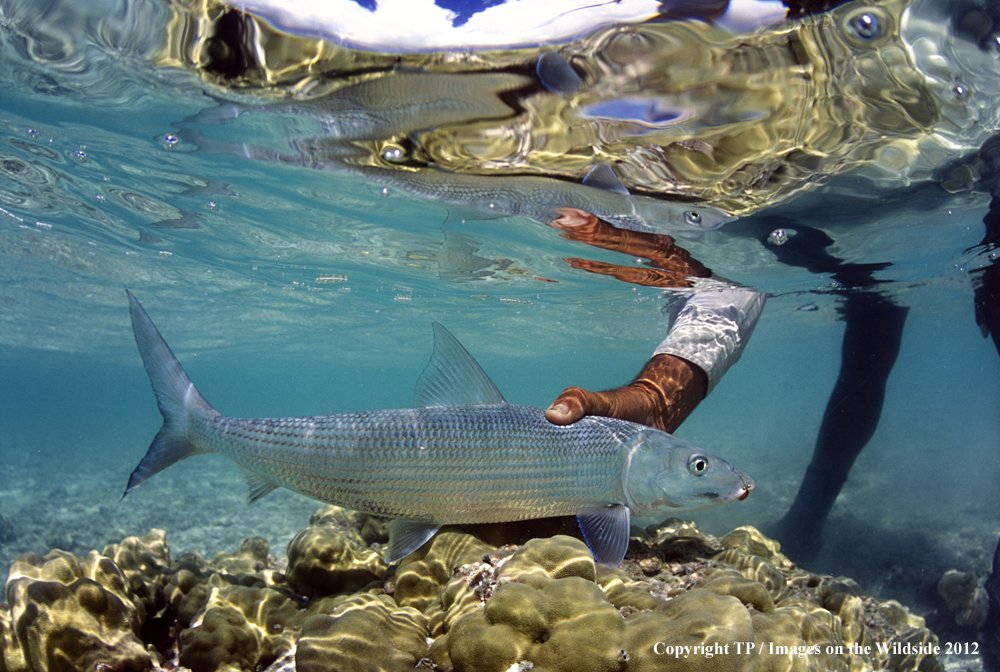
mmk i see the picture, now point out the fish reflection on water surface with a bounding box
[161,0,1000,220]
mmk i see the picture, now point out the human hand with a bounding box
[548,207,711,284]
[544,354,707,433]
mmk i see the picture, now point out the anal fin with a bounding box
[386,520,442,563]
[577,503,631,567]
[244,471,280,504]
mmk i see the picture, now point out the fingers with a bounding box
[549,207,601,231]
[563,258,693,288]
[545,355,708,433]
[548,208,711,278]
[544,400,581,425]
[545,386,605,425]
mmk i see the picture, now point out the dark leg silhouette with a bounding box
[985,529,1000,672]
[749,223,907,563]
[973,197,1000,671]
[973,199,1000,357]
[775,293,908,561]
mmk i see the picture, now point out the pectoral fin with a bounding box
[577,503,631,567]
[386,520,442,563]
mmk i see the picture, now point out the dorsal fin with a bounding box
[414,323,506,407]
[582,163,629,195]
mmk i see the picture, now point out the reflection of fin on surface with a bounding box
[536,51,582,94]
[182,102,247,126]
[150,212,200,229]
[582,163,629,195]
[138,230,163,244]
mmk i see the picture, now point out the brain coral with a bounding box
[178,583,302,672]
[0,510,946,672]
[1,549,153,672]
[285,523,386,598]
[101,529,171,617]
[296,594,429,672]
[441,577,754,672]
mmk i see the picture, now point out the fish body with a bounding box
[187,405,640,521]
[181,107,733,234]
[186,71,534,142]
[125,291,752,565]
[342,161,735,234]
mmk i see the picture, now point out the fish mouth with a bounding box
[736,472,754,501]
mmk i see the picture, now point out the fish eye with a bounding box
[687,454,709,476]
[848,12,880,39]
[840,7,889,45]
[684,210,702,225]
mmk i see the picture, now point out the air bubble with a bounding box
[381,187,389,197]
[953,84,970,101]
[96,194,105,202]
[207,201,218,211]
[162,134,179,149]
[26,129,38,138]
[74,148,88,162]
[767,229,788,245]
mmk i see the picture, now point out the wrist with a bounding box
[630,354,707,432]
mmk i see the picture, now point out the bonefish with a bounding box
[124,291,752,566]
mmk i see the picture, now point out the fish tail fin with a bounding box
[123,290,214,498]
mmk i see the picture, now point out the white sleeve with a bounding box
[652,281,766,394]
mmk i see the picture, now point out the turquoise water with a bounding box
[1,0,999,646]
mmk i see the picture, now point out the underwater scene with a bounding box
[1,0,1000,670]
